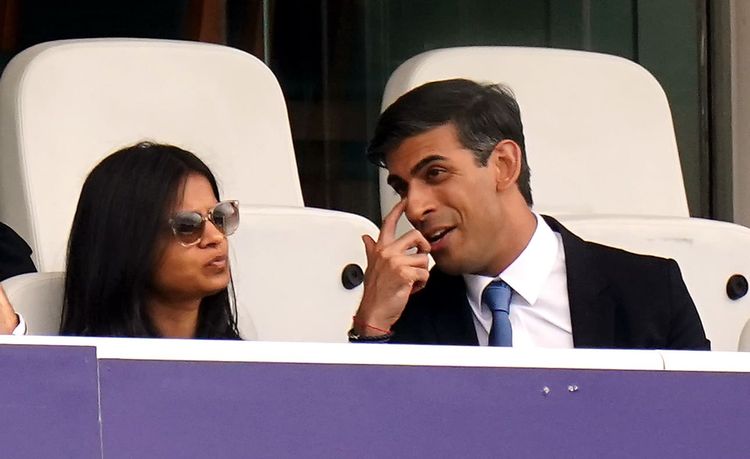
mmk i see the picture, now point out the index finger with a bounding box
[379,199,407,245]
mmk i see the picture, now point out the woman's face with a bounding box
[151,173,231,305]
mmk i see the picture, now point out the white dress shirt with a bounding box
[463,214,574,348]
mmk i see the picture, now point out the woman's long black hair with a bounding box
[60,142,240,339]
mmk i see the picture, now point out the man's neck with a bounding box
[484,207,538,277]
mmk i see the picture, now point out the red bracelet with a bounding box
[352,316,391,334]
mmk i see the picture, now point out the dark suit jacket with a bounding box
[391,216,710,350]
[0,222,36,282]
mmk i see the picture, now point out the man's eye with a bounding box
[426,168,446,179]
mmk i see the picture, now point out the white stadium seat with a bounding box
[0,39,378,342]
[1,272,64,335]
[378,46,688,228]
[0,38,302,272]
[558,215,750,351]
[230,206,378,342]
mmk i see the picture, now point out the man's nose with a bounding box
[404,184,434,224]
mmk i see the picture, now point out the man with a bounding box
[0,222,36,334]
[350,78,709,349]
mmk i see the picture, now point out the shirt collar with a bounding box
[463,213,559,307]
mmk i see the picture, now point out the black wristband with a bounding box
[347,328,392,343]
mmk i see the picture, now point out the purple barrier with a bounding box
[0,344,101,458]
[98,359,750,458]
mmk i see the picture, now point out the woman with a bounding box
[1,142,240,338]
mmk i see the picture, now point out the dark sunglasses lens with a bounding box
[171,212,204,244]
[212,201,239,236]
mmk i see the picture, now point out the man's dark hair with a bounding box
[367,78,533,206]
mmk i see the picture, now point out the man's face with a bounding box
[385,124,508,276]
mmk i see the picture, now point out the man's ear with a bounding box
[490,140,523,192]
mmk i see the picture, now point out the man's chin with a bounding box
[433,255,466,276]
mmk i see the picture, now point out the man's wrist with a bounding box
[348,327,392,343]
[352,312,393,337]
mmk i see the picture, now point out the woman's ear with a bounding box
[491,140,523,192]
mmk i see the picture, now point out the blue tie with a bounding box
[482,280,512,347]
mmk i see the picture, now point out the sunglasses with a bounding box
[168,200,240,247]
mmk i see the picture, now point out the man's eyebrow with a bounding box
[409,155,447,176]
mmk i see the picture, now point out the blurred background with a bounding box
[2,0,746,226]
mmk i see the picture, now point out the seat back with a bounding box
[1,272,64,335]
[230,206,378,342]
[378,47,688,227]
[0,38,302,272]
[557,215,750,351]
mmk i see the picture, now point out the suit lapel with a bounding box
[428,270,479,345]
[543,216,616,348]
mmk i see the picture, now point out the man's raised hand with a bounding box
[354,199,430,337]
